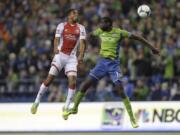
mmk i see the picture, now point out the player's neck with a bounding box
[105,27,112,32]
[68,20,76,26]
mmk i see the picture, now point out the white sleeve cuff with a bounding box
[80,36,86,40]
[55,34,61,37]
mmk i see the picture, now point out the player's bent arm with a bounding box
[129,34,159,54]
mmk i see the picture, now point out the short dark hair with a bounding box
[66,9,76,16]
[101,17,112,26]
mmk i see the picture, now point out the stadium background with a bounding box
[0,0,179,134]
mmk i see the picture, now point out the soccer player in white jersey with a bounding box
[31,9,86,120]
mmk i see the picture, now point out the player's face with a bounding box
[100,19,111,31]
[69,10,79,23]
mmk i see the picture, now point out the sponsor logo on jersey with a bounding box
[64,34,77,40]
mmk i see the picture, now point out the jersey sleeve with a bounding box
[92,28,102,36]
[120,29,132,38]
[55,23,64,37]
[79,25,86,40]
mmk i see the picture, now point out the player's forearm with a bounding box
[130,34,155,50]
[78,39,86,58]
[53,37,59,54]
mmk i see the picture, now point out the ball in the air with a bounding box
[137,5,151,18]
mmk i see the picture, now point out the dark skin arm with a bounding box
[88,29,159,55]
[129,34,160,55]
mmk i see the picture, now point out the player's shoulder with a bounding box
[113,27,129,33]
[77,23,85,29]
[94,27,103,33]
[93,27,104,35]
[56,22,66,28]
[77,23,86,33]
[112,27,122,32]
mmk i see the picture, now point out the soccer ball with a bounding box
[137,5,151,18]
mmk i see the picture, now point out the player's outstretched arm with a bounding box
[129,34,160,55]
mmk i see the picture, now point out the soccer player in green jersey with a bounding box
[66,17,160,128]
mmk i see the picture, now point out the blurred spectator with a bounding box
[123,77,134,99]
[133,48,152,77]
[172,87,180,101]
[161,82,170,101]
[96,79,115,101]
[149,83,162,101]
[96,79,108,101]
[162,50,174,79]
[48,85,65,102]
[7,69,18,93]
[134,79,150,101]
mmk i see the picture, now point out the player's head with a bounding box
[66,9,79,23]
[100,17,112,31]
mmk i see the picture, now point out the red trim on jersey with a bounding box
[60,22,80,55]
[42,82,49,87]
[51,64,60,73]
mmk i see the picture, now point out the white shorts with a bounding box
[49,52,77,76]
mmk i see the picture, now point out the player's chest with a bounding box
[100,32,120,43]
[62,25,80,40]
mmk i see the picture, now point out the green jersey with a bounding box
[93,28,131,59]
